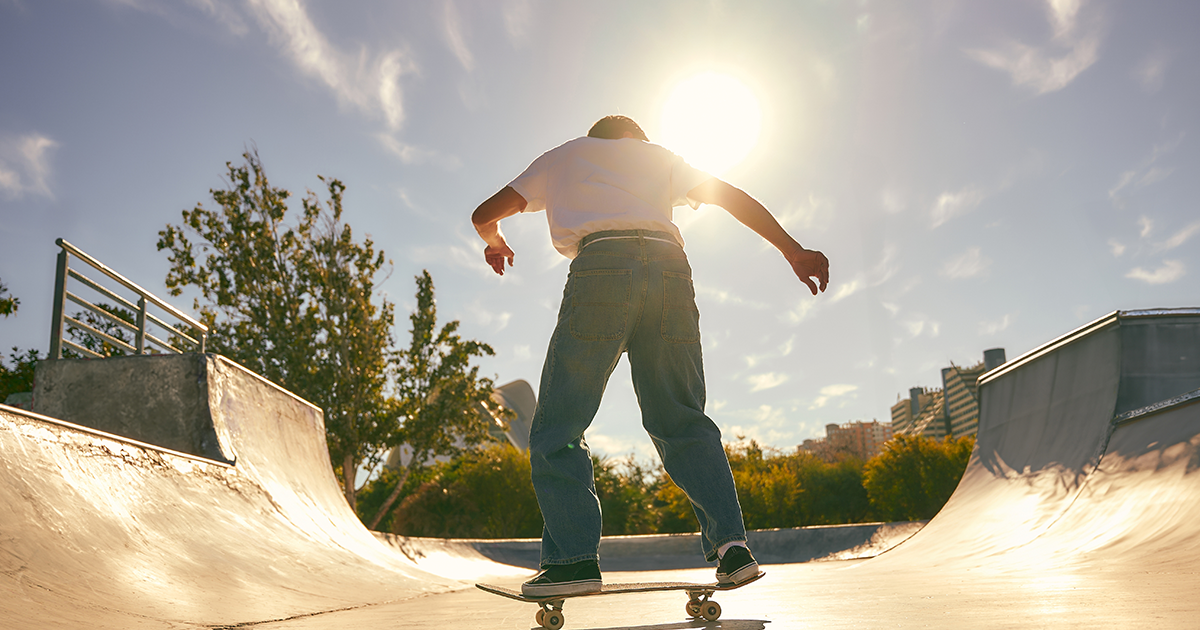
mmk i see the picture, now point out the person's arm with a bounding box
[471,186,527,276]
[687,178,829,295]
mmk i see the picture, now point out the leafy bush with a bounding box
[863,434,975,521]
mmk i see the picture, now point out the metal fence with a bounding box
[49,238,208,359]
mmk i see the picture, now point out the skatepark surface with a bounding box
[2,308,1198,628]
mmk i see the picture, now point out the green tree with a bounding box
[0,347,40,402]
[157,150,398,510]
[593,455,660,535]
[0,280,40,402]
[863,434,974,521]
[364,270,507,530]
[0,278,18,317]
[63,303,136,358]
[388,443,542,538]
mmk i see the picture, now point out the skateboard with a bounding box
[476,571,764,629]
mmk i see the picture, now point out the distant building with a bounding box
[385,379,536,470]
[891,348,1006,440]
[800,419,893,461]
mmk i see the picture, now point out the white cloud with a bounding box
[246,0,414,131]
[442,0,474,71]
[979,314,1012,336]
[930,187,983,228]
[503,0,533,45]
[939,246,990,279]
[1158,221,1200,252]
[1126,260,1184,285]
[1138,216,1153,238]
[777,194,835,234]
[830,279,862,303]
[694,283,765,308]
[1136,49,1169,93]
[513,345,532,360]
[966,0,1102,95]
[903,317,940,339]
[0,132,58,200]
[377,133,461,168]
[880,187,907,214]
[786,299,817,325]
[747,372,789,393]
[827,244,899,304]
[1107,239,1125,257]
[810,383,858,409]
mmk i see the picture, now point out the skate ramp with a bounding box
[2,308,1199,629]
[0,354,467,629]
[871,308,1200,572]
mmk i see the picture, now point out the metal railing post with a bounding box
[49,248,69,359]
[135,296,147,354]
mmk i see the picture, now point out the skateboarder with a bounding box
[472,115,829,598]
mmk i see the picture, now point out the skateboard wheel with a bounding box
[686,600,702,617]
[543,610,565,630]
[536,609,545,626]
[700,601,721,621]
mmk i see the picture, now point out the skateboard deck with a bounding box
[477,571,764,629]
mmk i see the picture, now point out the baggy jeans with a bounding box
[528,229,748,567]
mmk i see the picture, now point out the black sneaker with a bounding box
[715,546,760,586]
[521,560,602,598]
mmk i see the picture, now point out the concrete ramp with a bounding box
[2,308,1198,629]
[872,308,1200,572]
[0,354,463,629]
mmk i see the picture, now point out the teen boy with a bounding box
[472,115,829,597]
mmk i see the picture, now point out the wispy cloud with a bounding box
[777,194,835,234]
[930,187,983,228]
[966,0,1103,95]
[810,383,858,409]
[829,244,900,304]
[1158,220,1200,252]
[695,283,766,308]
[1108,135,1183,208]
[0,132,58,200]
[503,0,533,45]
[1138,215,1153,238]
[939,246,990,279]
[442,0,474,71]
[246,0,414,131]
[1126,260,1184,285]
[1136,49,1169,93]
[377,133,462,168]
[979,314,1013,335]
[1107,238,1125,257]
[747,372,789,393]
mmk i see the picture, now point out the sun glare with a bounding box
[658,72,762,176]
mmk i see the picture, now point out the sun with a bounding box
[658,72,762,176]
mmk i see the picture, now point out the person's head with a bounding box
[587,115,649,141]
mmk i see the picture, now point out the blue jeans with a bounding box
[528,229,748,567]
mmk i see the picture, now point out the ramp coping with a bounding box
[1113,388,1200,427]
[0,402,235,468]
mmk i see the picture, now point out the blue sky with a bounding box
[1,0,1196,461]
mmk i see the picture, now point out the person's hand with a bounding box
[787,248,829,295]
[484,242,516,276]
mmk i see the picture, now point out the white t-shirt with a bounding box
[507,137,712,259]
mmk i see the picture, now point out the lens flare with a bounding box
[659,72,762,176]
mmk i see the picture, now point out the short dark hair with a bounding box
[587,115,649,141]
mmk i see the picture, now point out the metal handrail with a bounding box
[49,238,208,359]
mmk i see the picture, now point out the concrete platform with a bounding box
[2,309,1198,629]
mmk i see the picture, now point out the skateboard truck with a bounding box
[477,571,762,630]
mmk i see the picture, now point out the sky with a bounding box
[1,0,1197,464]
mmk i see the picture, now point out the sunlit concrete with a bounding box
[2,309,1198,629]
